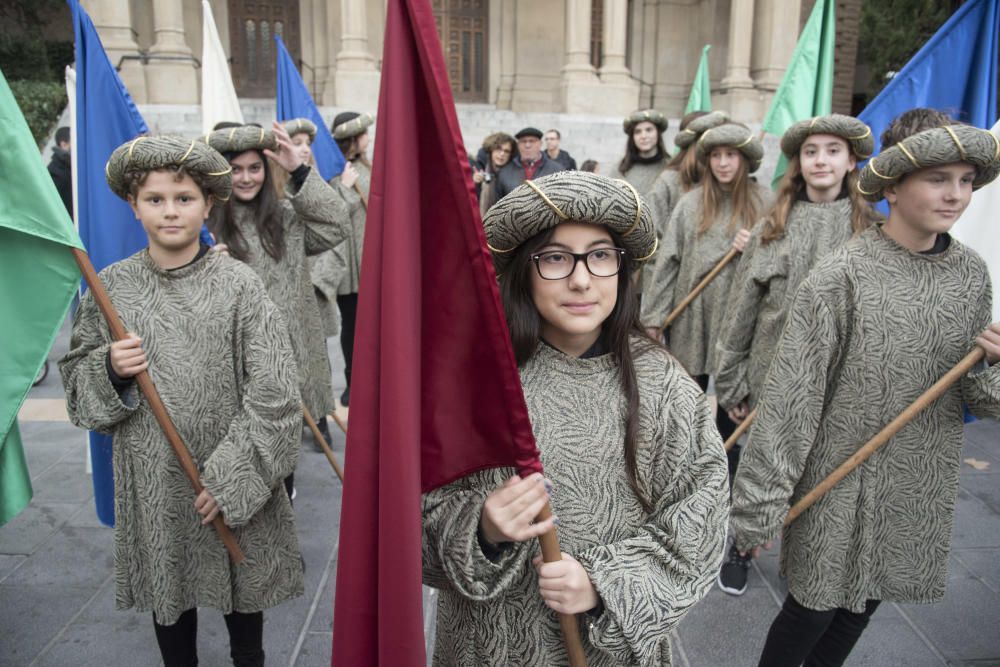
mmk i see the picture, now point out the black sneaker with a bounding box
[340,386,350,407]
[717,543,751,595]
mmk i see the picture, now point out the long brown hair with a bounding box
[617,126,667,175]
[499,226,655,514]
[698,156,763,237]
[760,155,879,244]
[665,111,708,192]
[208,150,285,262]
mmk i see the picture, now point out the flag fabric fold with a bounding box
[858,0,999,158]
[760,0,835,185]
[952,120,1000,322]
[684,45,712,115]
[275,35,345,180]
[331,0,542,663]
[0,69,83,525]
[201,0,244,133]
[69,0,151,527]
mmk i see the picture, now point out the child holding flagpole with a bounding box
[730,109,1000,667]
[60,136,304,666]
[422,171,730,665]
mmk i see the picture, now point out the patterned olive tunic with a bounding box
[224,168,348,419]
[714,197,864,410]
[309,160,370,336]
[640,183,773,376]
[640,170,686,295]
[731,226,1000,612]
[60,251,304,625]
[423,338,730,666]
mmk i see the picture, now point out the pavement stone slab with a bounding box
[952,547,1000,594]
[0,502,82,556]
[0,584,97,666]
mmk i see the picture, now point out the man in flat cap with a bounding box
[492,126,566,204]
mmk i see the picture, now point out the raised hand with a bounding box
[263,120,305,173]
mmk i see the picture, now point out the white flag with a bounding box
[952,120,1000,322]
[201,0,244,133]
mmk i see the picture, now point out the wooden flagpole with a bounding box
[70,248,245,564]
[328,410,348,435]
[303,405,344,482]
[724,407,757,452]
[661,248,739,332]
[784,347,985,527]
[536,503,589,667]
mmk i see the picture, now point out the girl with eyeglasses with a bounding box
[422,171,729,665]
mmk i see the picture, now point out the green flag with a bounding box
[685,45,713,115]
[0,68,83,525]
[761,0,836,185]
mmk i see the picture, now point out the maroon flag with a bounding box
[331,0,543,664]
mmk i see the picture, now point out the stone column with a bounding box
[82,0,148,102]
[716,0,763,122]
[751,0,800,91]
[597,0,640,114]
[560,0,601,113]
[335,0,381,110]
[146,0,199,103]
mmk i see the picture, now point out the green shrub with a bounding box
[10,80,67,146]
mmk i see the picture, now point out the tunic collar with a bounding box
[140,245,220,279]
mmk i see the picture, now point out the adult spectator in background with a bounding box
[580,159,599,173]
[544,129,577,170]
[475,132,516,215]
[48,126,72,217]
[493,127,566,203]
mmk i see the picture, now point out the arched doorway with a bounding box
[227,1,302,98]
[432,0,489,103]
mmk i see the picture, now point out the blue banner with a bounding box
[275,35,345,180]
[70,0,150,527]
[859,0,999,156]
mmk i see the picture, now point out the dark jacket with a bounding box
[548,149,577,171]
[48,148,73,217]
[493,154,566,203]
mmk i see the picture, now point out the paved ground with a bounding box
[2,318,998,666]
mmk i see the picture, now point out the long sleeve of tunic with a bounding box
[58,251,304,625]
[730,226,1000,613]
[640,184,773,375]
[640,170,684,294]
[714,198,859,410]
[422,339,729,666]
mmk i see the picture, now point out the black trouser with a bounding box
[757,594,881,667]
[336,293,359,389]
[694,375,740,481]
[283,472,294,505]
[153,608,264,667]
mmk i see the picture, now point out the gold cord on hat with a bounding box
[616,179,643,237]
[866,157,891,181]
[845,126,872,141]
[179,140,196,164]
[486,242,515,254]
[897,141,921,169]
[732,133,754,149]
[634,236,659,262]
[126,136,144,160]
[988,130,1000,162]
[525,180,569,220]
[205,166,233,176]
[856,180,879,197]
[258,127,266,144]
[941,125,968,162]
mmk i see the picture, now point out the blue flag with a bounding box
[70,0,150,527]
[275,35,345,180]
[859,0,999,157]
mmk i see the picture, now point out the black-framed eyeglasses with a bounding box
[530,247,626,280]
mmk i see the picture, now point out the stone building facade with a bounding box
[69,0,861,123]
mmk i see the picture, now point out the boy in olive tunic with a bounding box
[731,111,1000,666]
[60,137,304,666]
